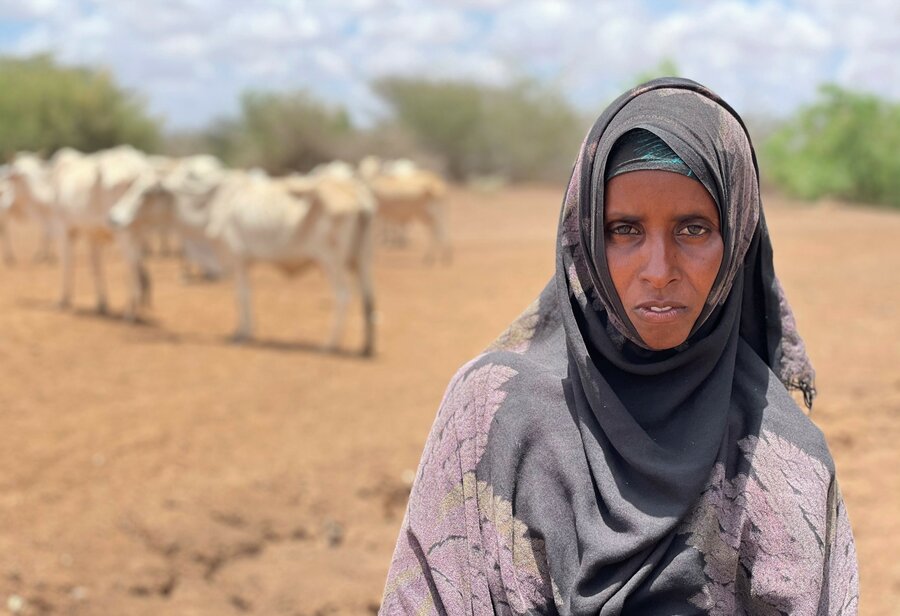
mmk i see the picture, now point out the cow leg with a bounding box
[58,229,76,309]
[231,258,254,342]
[159,228,172,257]
[34,223,56,263]
[140,235,153,258]
[391,223,408,248]
[322,257,351,353]
[89,240,108,315]
[429,201,451,265]
[423,229,435,264]
[355,216,376,357]
[356,258,376,358]
[118,232,147,322]
[0,221,14,265]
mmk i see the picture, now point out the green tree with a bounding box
[373,77,583,181]
[373,78,487,179]
[0,54,159,158]
[207,90,354,174]
[762,85,900,207]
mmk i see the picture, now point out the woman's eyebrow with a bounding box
[604,213,642,222]
[673,213,718,224]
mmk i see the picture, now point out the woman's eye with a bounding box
[680,224,709,237]
[608,224,639,236]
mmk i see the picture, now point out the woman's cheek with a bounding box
[689,239,724,287]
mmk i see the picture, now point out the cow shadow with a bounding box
[15,297,373,359]
[230,337,372,359]
[129,327,372,359]
[16,297,161,328]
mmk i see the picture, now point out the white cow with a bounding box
[359,156,451,264]
[110,162,377,355]
[218,171,376,354]
[3,153,58,263]
[154,154,228,281]
[142,155,180,257]
[0,167,17,264]
[51,145,156,315]
[108,153,228,319]
[115,154,225,282]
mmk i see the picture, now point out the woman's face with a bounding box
[604,170,723,350]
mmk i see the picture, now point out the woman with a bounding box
[380,78,858,615]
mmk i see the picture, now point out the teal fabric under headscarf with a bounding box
[605,127,695,180]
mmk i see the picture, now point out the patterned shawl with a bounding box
[380,78,858,615]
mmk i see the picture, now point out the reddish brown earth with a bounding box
[0,186,896,615]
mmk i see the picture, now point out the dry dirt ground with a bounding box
[0,186,897,615]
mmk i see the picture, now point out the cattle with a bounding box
[358,156,450,264]
[109,162,377,355]
[142,155,180,257]
[3,153,58,263]
[108,153,227,319]
[51,145,156,315]
[0,167,17,264]
[122,154,226,282]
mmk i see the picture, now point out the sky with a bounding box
[0,0,897,130]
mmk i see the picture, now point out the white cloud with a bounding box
[787,0,900,97]
[0,0,63,20]
[0,0,895,128]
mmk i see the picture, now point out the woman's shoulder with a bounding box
[438,349,562,414]
[761,376,837,477]
[736,341,835,474]
[429,349,572,463]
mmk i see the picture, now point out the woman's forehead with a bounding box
[604,170,719,220]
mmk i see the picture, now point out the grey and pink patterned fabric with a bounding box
[380,78,857,615]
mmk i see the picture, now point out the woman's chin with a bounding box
[636,329,689,351]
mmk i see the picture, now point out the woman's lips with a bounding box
[633,302,688,324]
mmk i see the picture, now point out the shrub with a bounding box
[206,90,355,174]
[762,85,900,207]
[0,54,159,158]
[373,77,584,181]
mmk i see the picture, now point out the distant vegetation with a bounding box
[373,77,583,181]
[761,85,900,207]
[2,54,898,206]
[205,90,355,175]
[0,55,159,158]
[198,77,585,181]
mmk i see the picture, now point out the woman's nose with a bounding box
[639,235,679,289]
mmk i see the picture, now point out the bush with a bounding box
[373,77,584,181]
[0,54,159,158]
[762,85,900,207]
[206,90,355,174]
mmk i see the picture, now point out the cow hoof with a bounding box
[229,332,251,345]
[58,299,72,310]
[96,303,109,316]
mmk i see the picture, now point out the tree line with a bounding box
[1,54,897,207]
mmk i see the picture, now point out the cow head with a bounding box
[4,154,52,219]
[108,180,173,230]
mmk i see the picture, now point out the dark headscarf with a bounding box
[554,76,815,611]
[605,128,695,180]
